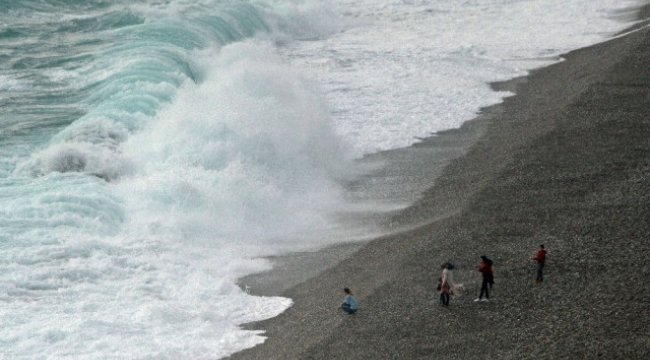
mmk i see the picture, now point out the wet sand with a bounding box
[230,6,650,359]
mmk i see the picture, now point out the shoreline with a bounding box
[230,5,650,359]
[238,93,490,298]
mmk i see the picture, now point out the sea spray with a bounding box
[118,39,354,249]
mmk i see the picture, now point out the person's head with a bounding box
[344,287,351,295]
[540,244,545,249]
[480,255,488,262]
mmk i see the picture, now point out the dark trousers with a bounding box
[479,277,490,299]
[440,292,450,306]
[341,303,357,314]
[536,262,545,282]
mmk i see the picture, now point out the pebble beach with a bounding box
[229,5,650,359]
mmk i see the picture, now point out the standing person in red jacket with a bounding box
[474,255,494,302]
[533,244,547,284]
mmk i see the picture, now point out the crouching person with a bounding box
[341,287,358,314]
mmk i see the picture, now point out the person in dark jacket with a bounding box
[474,255,493,302]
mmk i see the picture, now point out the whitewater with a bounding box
[0,0,644,358]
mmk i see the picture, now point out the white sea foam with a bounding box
[0,74,27,92]
[118,40,355,249]
[279,0,645,155]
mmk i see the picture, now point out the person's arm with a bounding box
[340,295,348,309]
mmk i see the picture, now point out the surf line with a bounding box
[610,22,650,40]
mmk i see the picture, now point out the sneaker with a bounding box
[480,298,489,302]
[474,298,481,302]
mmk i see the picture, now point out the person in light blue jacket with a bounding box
[341,287,358,314]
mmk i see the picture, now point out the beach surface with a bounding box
[230,7,650,360]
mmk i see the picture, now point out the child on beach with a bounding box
[475,255,494,302]
[533,244,547,284]
[341,287,358,314]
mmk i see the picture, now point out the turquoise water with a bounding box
[1,0,267,177]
